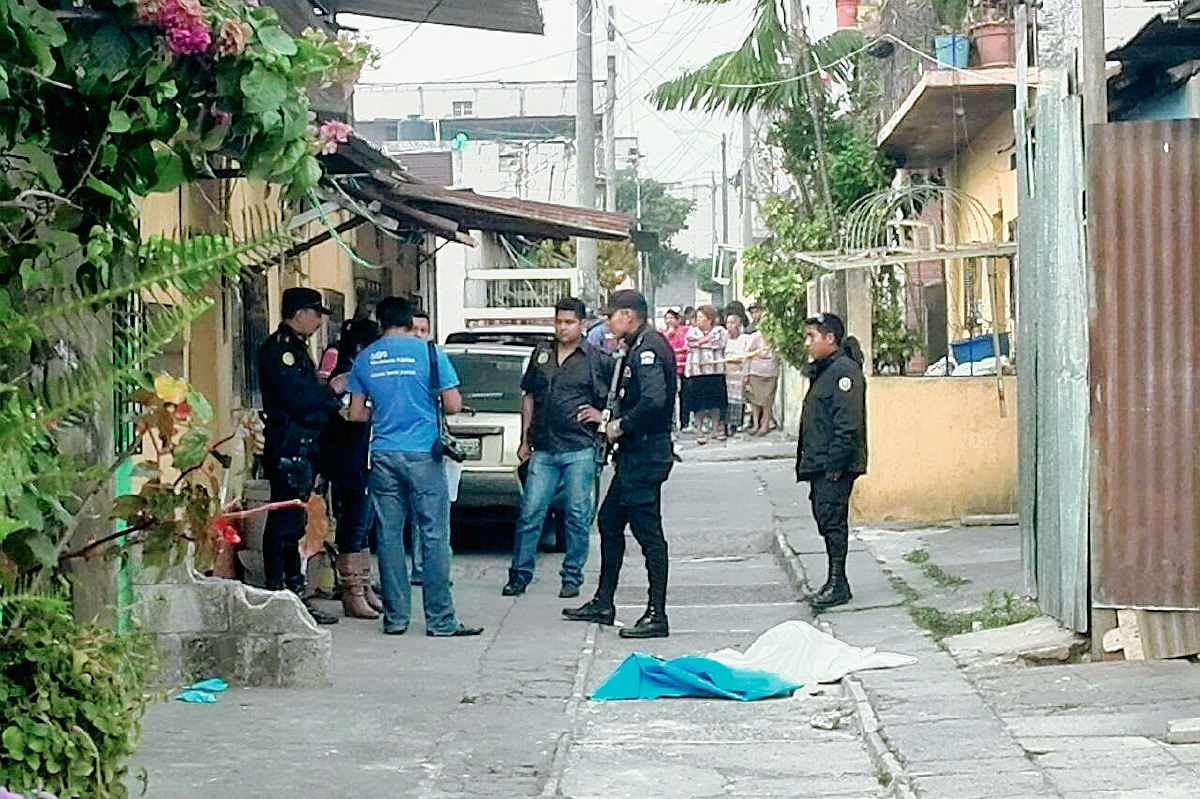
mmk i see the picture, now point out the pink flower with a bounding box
[158,0,203,28]
[158,0,210,55]
[316,119,353,155]
[166,23,212,55]
[211,108,233,126]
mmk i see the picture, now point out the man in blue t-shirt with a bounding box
[348,297,483,638]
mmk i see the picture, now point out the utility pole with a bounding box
[740,116,754,248]
[575,0,599,310]
[605,4,617,213]
[710,171,718,251]
[720,134,729,244]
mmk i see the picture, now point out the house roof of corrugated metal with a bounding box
[318,135,633,244]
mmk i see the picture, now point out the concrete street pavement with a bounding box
[130,438,885,798]
[129,432,1200,798]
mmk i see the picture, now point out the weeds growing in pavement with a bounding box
[909,590,1041,640]
[902,548,971,587]
[902,549,930,564]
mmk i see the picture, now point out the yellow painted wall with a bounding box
[946,113,1018,343]
[777,367,1018,522]
[138,180,362,441]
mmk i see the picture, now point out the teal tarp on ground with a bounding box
[590,653,803,701]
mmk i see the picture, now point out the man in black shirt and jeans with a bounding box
[503,297,612,599]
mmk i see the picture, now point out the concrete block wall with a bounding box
[133,574,331,689]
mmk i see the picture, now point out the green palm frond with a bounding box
[650,5,864,116]
[0,224,294,346]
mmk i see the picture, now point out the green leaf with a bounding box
[241,63,288,115]
[0,515,28,548]
[257,25,298,56]
[10,141,62,191]
[89,24,132,80]
[2,725,25,757]
[86,175,125,201]
[173,428,211,472]
[108,109,132,134]
[111,494,147,520]
[0,65,8,101]
[185,390,213,422]
[148,142,187,193]
[131,461,161,480]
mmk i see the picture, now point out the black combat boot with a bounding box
[808,565,851,610]
[562,598,615,625]
[287,576,339,625]
[618,607,669,639]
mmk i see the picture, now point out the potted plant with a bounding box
[932,0,971,69]
[969,0,1016,67]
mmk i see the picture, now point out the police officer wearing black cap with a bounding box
[257,286,342,625]
[796,312,867,610]
[564,290,677,638]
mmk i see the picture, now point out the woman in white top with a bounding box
[685,305,728,444]
[723,313,751,435]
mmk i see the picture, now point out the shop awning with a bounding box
[317,135,634,246]
[267,0,544,35]
[878,68,1040,170]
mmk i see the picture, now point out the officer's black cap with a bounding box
[603,290,649,318]
[806,311,845,341]
[282,287,332,317]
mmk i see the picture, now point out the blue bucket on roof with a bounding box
[934,34,970,69]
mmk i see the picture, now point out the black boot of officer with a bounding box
[808,531,852,610]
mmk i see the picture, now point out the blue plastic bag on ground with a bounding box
[175,677,229,703]
[590,653,803,701]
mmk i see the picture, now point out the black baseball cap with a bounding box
[604,290,649,317]
[806,311,845,341]
[282,287,332,317]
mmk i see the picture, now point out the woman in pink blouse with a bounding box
[685,305,728,444]
[661,309,689,429]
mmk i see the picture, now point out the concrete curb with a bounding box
[771,529,808,597]
[541,623,599,799]
[843,673,917,799]
[772,532,917,799]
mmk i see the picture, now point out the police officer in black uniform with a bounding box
[257,287,342,625]
[564,290,677,638]
[796,312,867,610]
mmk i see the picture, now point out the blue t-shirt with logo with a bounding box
[347,333,459,453]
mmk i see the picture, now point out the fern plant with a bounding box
[0,219,293,591]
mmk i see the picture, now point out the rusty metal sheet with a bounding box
[1089,119,1200,610]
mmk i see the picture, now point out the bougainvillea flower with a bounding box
[166,24,212,55]
[154,374,189,405]
[211,107,233,126]
[173,402,192,422]
[0,789,26,799]
[222,526,241,545]
[317,119,353,155]
[215,20,252,57]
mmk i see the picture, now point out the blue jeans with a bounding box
[369,451,459,634]
[509,447,597,586]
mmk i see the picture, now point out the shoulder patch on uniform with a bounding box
[537,351,549,364]
[838,376,852,392]
[281,351,296,366]
[638,350,656,366]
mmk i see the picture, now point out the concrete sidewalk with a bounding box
[764,476,1200,799]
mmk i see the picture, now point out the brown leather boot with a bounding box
[337,552,380,619]
[357,551,384,613]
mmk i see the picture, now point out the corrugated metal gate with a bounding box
[1089,120,1200,611]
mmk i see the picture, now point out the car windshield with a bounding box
[447,352,527,413]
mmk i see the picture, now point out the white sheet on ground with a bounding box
[707,620,917,685]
